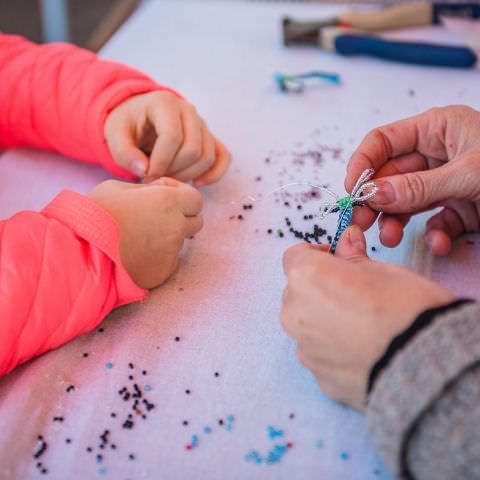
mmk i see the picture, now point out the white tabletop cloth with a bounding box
[0,2,479,479]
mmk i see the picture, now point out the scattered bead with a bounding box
[190,435,199,449]
[105,362,113,369]
[267,425,284,440]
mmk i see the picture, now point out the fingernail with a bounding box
[373,180,396,205]
[130,159,146,178]
[347,226,365,250]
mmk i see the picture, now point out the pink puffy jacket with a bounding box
[0,35,174,376]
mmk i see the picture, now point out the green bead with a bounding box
[336,196,351,209]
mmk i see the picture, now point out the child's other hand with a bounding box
[105,91,231,186]
[87,178,203,289]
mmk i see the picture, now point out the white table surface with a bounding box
[1,2,479,479]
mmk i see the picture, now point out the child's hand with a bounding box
[87,177,203,289]
[105,91,231,185]
[345,106,480,255]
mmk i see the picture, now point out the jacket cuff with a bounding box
[368,299,474,393]
[365,301,480,478]
[42,190,147,305]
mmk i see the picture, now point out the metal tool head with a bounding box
[282,16,340,46]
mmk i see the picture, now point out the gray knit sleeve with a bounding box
[365,302,480,480]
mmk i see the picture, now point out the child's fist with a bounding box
[104,91,231,186]
[87,178,203,289]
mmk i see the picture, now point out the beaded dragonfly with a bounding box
[319,168,378,253]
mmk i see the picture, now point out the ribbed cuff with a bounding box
[368,299,474,394]
[42,190,147,304]
[366,301,480,478]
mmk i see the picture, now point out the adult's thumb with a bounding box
[370,162,469,214]
[335,225,368,262]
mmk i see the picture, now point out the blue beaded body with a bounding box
[331,204,353,254]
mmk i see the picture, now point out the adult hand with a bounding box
[281,226,454,410]
[346,106,480,255]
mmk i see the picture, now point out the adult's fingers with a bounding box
[368,160,466,214]
[334,225,369,262]
[282,243,330,275]
[345,108,449,192]
[351,152,433,230]
[194,139,232,186]
[425,198,480,255]
[378,213,411,248]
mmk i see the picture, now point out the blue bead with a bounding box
[267,425,284,440]
[340,451,350,461]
